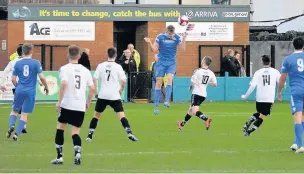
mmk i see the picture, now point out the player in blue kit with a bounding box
[278,37,304,153]
[6,43,49,141]
[144,25,187,115]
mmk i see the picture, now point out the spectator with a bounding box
[118,49,137,102]
[235,51,246,77]
[78,48,91,70]
[9,52,18,61]
[220,49,240,77]
[128,44,140,72]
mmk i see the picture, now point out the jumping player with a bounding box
[6,43,49,141]
[144,25,187,115]
[177,56,215,130]
[51,45,95,165]
[278,37,304,153]
[86,47,138,142]
[241,55,281,136]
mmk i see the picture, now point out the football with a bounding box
[178,15,189,26]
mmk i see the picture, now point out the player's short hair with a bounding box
[202,56,212,66]
[17,45,22,57]
[166,25,175,33]
[234,51,240,56]
[262,55,271,65]
[22,43,34,56]
[107,47,117,59]
[68,45,80,60]
[293,37,304,50]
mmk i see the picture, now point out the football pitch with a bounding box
[0,101,303,173]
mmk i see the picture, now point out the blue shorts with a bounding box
[290,93,304,114]
[12,90,36,114]
[154,61,176,77]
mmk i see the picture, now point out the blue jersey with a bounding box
[155,32,181,64]
[12,58,42,92]
[281,52,304,95]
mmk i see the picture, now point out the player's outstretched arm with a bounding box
[38,73,49,95]
[242,85,256,100]
[144,37,158,53]
[277,73,287,101]
[178,32,187,52]
[241,74,257,99]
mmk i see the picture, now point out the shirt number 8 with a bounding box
[23,65,29,77]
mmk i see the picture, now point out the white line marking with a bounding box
[1,151,192,157]
[0,149,291,158]
[0,169,302,173]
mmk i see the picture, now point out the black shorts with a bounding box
[95,98,124,113]
[58,108,85,128]
[256,102,273,116]
[191,94,206,107]
[12,89,21,114]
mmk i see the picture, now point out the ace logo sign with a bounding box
[25,22,52,40]
[29,23,51,36]
[24,21,95,41]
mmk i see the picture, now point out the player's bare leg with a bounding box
[245,113,266,136]
[290,112,304,151]
[117,112,138,142]
[154,77,163,115]
[86,112,101,142]
[243,113,260,132]
[177,106,193,130]
[51,122,66,165]
[6,110,18,138]
[164,73,174,108]
[12,112,28,141]
[294,112,304,153]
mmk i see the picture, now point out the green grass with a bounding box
[0,101,303,173]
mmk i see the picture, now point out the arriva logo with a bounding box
[185,10,218,18]
[38,75,59,96]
